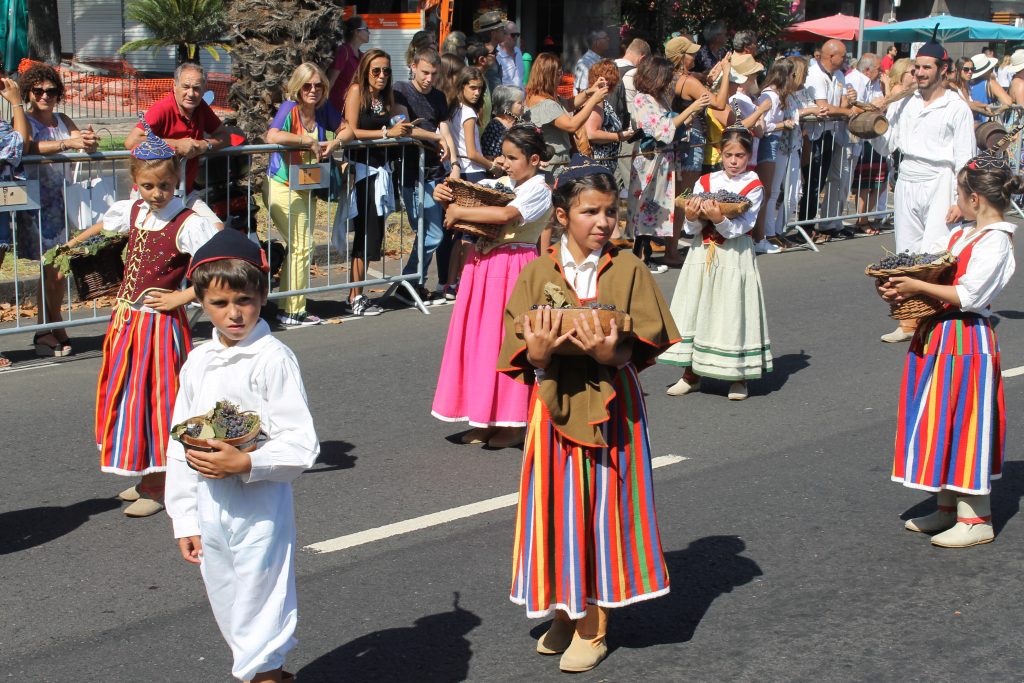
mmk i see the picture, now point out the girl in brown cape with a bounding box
[496,155,680,673]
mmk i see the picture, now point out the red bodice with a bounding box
[117,200,194,305]
[697,175,762,245]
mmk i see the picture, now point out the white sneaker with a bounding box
[880,327,914,343]
[277,311,322,326]
[648,263,669,274]
[755,239,782,254]
[350,295,384,316]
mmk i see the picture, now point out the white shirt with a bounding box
[805,59,847,138]
[870,89,976,182]
[845,68,883,105]
[756,88,785,134]
[683,170,764,240]
[729,91,760,162]
[497,45,525,87]
[996,66,1013,88]
[450,103,488,175]
[950,222,1016,316]
[559,233,602,299]
[102,196,216,255]
[484,173,552,226]
[574,50,602,94]
[165,319,320,538]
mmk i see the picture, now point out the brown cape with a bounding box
[497,244,681,447]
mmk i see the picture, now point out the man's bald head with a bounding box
[820,39,847,73]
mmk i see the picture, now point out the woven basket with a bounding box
[69,237,127,301]
[514,308,633,356]
[865,252,957,321]
[674,195,751,219]
[445,177,515,240]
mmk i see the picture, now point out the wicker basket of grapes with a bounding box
[674,190,752,220]
[865,249,957,320]
[171,401,262,465]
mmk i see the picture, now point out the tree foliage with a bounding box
[620,0,795,53]
[119,0,231,65]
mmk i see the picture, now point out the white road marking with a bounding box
[305,454,689,554]
[1002,365,1024,378]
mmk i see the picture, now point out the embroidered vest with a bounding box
[116,200,194,309]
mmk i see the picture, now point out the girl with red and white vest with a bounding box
[659,126,773,401]
[880,151,1016,548]
[69,128,217,517]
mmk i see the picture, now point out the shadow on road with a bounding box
[306,440,357,473]
[760,350,811,395]
[610,535,762,650]
[298,593,481,682]
[900,460,1024,535]
[0,497,121,554]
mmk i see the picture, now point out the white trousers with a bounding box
[199,477,298,681]
[893,169,955,253]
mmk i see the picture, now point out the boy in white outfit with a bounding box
[165,229,320,683]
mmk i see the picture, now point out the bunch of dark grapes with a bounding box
[185,423,203,438]
[692,190,748,203]
[870,250,946,270]
[213,402,254,438]
[586,303,617,311]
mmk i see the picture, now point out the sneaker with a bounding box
[350,295,384,316]
[444,283,458,301]
[277,310,322,326]
[754,239,782,254]
[394,285,434,307]
[648,263,669,274]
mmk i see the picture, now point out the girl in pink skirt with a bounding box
[431,125,553,449]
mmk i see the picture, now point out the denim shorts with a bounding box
[757,132,783,164]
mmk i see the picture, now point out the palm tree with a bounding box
[119,0,231,65]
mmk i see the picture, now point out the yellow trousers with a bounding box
[264,178,315,315]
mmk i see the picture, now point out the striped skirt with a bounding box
[892,314,1005,495]
[510,365,670,619]
[95,308,192,476]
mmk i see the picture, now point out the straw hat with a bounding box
[1008,49,1024,74]
[728,70,748,85]
[732,53,765,76]
[970,53,998,79]
[665,36,701,64]
[474,10,507,34]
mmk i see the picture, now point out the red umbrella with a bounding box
[783,13,886,42]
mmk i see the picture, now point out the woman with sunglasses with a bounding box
[344,49,414,316]
[17,64,97,357]
[0,71,28,368]
[265,62,352,326]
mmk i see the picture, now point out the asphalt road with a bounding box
[2,232,1024,682]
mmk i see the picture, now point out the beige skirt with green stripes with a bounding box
[659,234,773,380]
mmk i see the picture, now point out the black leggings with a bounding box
[633,235,654,264]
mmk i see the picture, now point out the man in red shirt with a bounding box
[125,63,230,225]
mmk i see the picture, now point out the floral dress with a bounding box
[0,120,24,252]
[591,104,622,172]
[628,93,678,238]
[16,115,71,261]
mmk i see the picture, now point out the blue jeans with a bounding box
[400,179,445,285]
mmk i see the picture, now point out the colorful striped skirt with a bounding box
[892,313,1005,495]
[95,308,192,476]
[510,365,670,619]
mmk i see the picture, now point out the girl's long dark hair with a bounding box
[502,124,554,161]
[958,160,1024,213]
[552,171,618,213]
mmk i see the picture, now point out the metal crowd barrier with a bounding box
[0,137,428,339]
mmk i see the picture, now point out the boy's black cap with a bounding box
[187,229,270,279]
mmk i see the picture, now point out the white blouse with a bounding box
[450,103,488,176]
[756,88,785,135]
[683,170,764,240]
[950,221,1016,316]
[102,197,217,255]
[559,233,602,300]
[483,173,552,225]
[165,319,320,538]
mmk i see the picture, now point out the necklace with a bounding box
[298,107,318,134]
[370,95,384,116]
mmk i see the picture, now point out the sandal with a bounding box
[0,352,10,369]
[811,230,832,244]
[33,332,71,358]
[855,223,880,236]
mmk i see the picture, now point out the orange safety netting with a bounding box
[17,58,236,117]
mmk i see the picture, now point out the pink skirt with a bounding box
[432,242,537,427]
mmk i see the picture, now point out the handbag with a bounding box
[64,163,116,231]
[314,160,345,202]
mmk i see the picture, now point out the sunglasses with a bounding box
[962,66,973,71]
[371,67,392,77]
[302,82,324,91]
[511,33,520,38]
[31,87,60,97]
